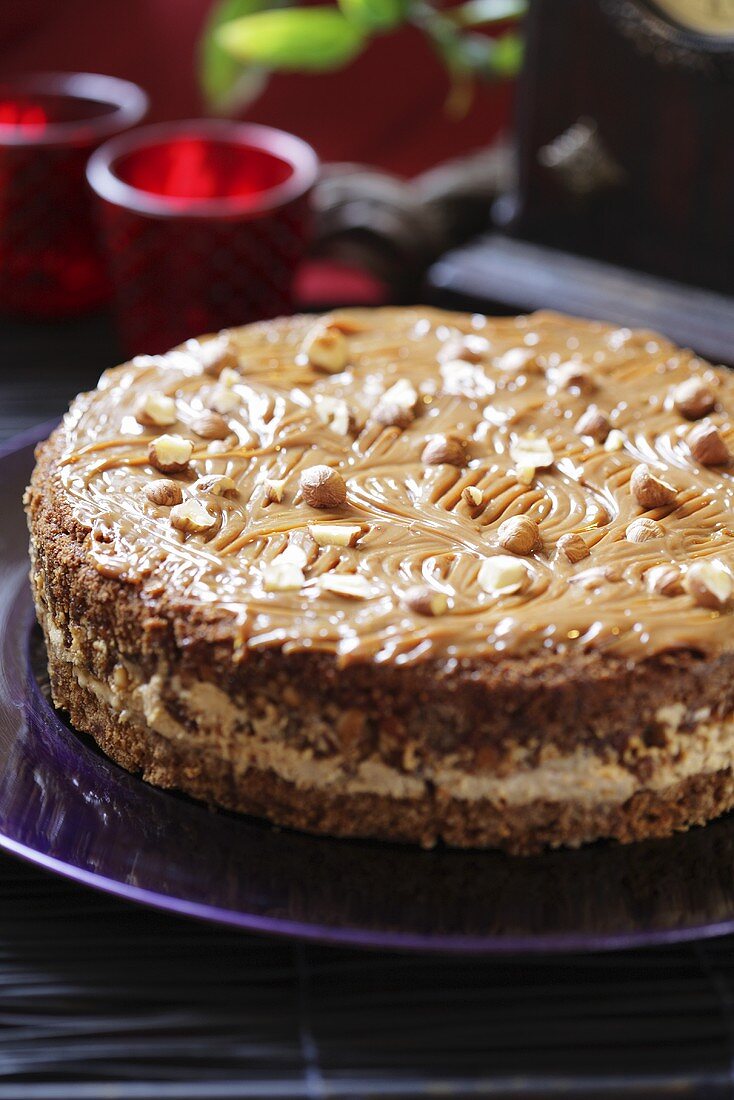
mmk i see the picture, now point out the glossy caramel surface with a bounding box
[54,308,734,665]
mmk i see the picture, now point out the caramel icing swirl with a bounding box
[54,308,734,665]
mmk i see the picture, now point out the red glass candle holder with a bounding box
[0,72,148,318]
[87,120,319,355]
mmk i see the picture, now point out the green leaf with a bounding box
[200,0,271,110]
[450,0,526,28]
[216,7,366,72]
[485,30,523,76]
[426,24,524,81]
[338,0,407,33]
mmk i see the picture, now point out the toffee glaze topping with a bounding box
[57,308,734,665]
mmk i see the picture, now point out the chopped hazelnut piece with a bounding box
[674,377,716,420]
[263,559,305,592]
[319,573,373,599]
[575,406,610,443]
[372,402,415,430]
[136,392,177,428]
[495,347,535,373]
[193,474,237,496]
[170,498,216,535]
[308,523,363,548]
[264,477,287,504]
[556,532,589,564]
[553,361,596,393]
[688,422,731,467]
[439,334,489,365]
[626,517,664,543]
[280,543,308,568]
[302,323,348,374]
[191,411,230,440]
[630,463,677,509]
[145,479,183,507]
[300,465,348,509]
[510,434,554,479]
[148,434,193,474]
[381,378,419,410]
[462,486,484,508]
[498,514,540,555]
[683,559,733,610]
[646,564,683,597]
[289,528,319,566]
[478,555,528,595]
[209,386,240,414]
[421,434,467,467]
[402,585,448,616]
[604,429,626,452]
[199,338,238,377]
[372,377,419,429]
[315,396,351,436]
[219,366,240,388]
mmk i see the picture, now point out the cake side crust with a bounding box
[44,635,734,855]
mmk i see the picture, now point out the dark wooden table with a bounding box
[2,313,734,1099]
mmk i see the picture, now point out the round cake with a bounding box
[25,308,734,853]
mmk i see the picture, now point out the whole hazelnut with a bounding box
[146,479,183,508]
[498,515,540,556]
[401,585,449,617]
[191,411,230,441]
[556,532,590,564]
[688,422,731,467]
[673,377,716,420]
[575,406,610,444]
[300,465,348,509]
[646,564,683,597]
[626,518,664,543]
[421,434,467,468]
[630,464,677,510]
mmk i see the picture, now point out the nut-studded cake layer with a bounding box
[25,307,734,850]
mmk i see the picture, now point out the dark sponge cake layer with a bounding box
[42,635,734,855]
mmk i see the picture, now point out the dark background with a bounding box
[0,0,512,178]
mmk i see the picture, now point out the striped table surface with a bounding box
[2,312,734,1099]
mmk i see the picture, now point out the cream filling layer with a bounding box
[46,618,734,808]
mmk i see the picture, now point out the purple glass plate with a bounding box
[5,424,734,954]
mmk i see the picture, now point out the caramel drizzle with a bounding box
[56,308,734,665]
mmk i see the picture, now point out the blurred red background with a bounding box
[0,0,513,177]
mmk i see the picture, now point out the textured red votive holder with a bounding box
[0,73,148,318]
[87,120,319,355]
